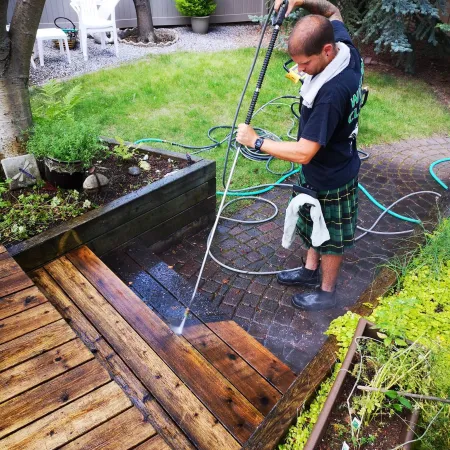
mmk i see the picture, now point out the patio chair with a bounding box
[70,0,120,61]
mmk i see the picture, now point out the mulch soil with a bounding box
[318,374,410,450]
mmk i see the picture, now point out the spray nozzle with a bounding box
[272,0,289,26]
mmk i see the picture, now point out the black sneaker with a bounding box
[276,266,320,287]
[291,288,337,311]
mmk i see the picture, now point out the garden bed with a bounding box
[5,139,216,271]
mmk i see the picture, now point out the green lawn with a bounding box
[31,48,450,192]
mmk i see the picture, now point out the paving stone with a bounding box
[253,309,273,326]
[248,282,266,296]
[222,287,244,307]
[259,298,279,313]
[231,276,251,290]
[241,293,260,307]
[273,305,295,325]
[235,304,255,320]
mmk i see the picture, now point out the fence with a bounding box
[7,0,267,29]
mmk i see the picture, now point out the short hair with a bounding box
[288,15,335,57]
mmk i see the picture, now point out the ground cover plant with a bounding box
[30,49,450,198]
[279,218,450,450]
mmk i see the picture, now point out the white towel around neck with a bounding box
[300,42,351,109]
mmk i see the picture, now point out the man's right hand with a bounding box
[274,0,302,16]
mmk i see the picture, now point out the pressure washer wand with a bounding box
[171,1,290,335]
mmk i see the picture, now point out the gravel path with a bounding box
[30,24,268,86]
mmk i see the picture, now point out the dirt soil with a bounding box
[317,375,410,450]
[119,28,178,46]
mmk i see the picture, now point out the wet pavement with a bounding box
[105,135,450,374]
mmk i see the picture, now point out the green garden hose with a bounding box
[429,158,449,190]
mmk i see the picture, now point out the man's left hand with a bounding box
[236,124,259,148]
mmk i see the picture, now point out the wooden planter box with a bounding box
[7,139,216,271]
[304,318,420,450]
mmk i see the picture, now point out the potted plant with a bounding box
[27,119,105,189]
[174,0,216,34]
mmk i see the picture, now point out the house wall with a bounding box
[6,0,267,29]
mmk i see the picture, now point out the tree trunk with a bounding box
[133,0,157,43]
[0,0,46,159]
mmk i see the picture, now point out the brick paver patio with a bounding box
[156,135,450,373]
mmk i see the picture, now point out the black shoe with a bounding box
[277,266,320,287]
[291,288,337,311]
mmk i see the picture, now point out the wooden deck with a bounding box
[0,245,297,449]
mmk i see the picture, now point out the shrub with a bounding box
[174,0,216,17]
[27,119,105,167]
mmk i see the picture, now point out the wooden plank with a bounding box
[241,338,337,450]
[208,320,297,394]
[0,381,131,450]
[67,247,263,443]
[105,249,281,416]
[31,268,196,450]
[0,339,94,404]
[0,256,22,280]
[61,407,157,450]
[0,286,47,320]
[135,435,172,450]
[0,302,61,345]
[0,319,76,372]
[89,181,212,256]
[0,270,33,298]
[0,359,111,438]
[44,257,240,450]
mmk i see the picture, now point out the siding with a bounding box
[7,0,267,29]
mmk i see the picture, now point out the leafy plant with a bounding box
[33,80,85,123]
[174,0,216,17]
[110,137,137,161]
[0,187,94,245]
[27,119,106,167]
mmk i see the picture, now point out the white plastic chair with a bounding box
[70,0,120,61]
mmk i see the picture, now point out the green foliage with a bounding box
[174,0,216,17]
[0,186,94,245]
[27,119,105,167]
[33,80,85,123]
[110,137,136,161]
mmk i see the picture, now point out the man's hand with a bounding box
[236,124,259,149]
[274,0,302,17]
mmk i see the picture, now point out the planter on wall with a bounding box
[304,318,420,450]
[191,16,210,34]
[8,138,216,271]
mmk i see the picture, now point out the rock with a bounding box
[1,154,41,190]
[83,173,109,192]
[138,160,151,171]
[128,166,141,176]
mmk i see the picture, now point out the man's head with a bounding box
[288,15,336,75]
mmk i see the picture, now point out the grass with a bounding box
[31,48,450,193]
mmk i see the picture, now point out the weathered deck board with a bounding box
[0,302,60,345]
[0,270,33,298]
[0,359,111,438]
[0,320,76,371]
[103,248,282,416]
[66,246,263,443]
[60,407,157,450]
[136,435,173,450]
[208,320,297,393]
[0,256,22,280]
[44,256,240,450]
[0,339,93,404]
[0,382,131,450]
[0,286,47,320]
[32,267,196,450]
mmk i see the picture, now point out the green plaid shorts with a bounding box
[294,170,359,255]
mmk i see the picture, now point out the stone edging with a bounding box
[119,28,179,48]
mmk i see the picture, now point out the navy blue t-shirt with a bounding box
[300,21,363,190]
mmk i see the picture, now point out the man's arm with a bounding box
[275,0,343,22]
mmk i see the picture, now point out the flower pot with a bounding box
[44,156,85,189]
[191,16,210,34]
[305,319,420,450]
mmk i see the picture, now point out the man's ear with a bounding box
[323,43,334,56]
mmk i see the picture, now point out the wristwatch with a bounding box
[254,137,265,151]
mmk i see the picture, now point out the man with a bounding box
[236,0,364,310]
